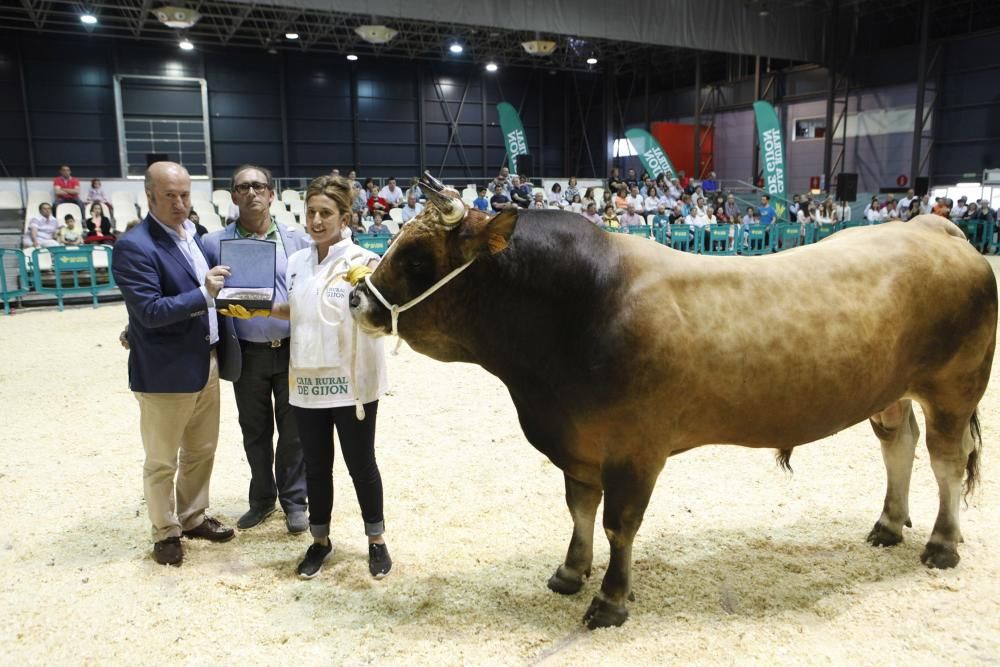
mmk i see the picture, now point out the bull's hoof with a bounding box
[547,566,585,595]
[867,521,904,547]
[583,595,628,629]
[921,542,960,569]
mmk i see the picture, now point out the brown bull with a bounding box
[349,175,996,629]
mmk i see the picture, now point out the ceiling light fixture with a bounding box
[449,43,464,54]
[346,54,358,61]
[521,40,557,56]
[80,13,98,25]
[355,24,397,44]
[179,39,194,51]
[485,62,498,72]
[285,32,299,40]
[586,57,598,65]
[154,6,201,29]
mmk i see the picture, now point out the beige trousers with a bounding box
[134,351,220,542]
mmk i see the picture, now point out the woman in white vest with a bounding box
[271,174,392,580]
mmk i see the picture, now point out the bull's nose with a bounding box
[348,289,361,309]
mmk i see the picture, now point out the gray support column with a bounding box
[752,55,761,184]
[279,52,290,177]
[417,65,426,174]
[605,72,614,177]
[694,53,702,180]
[537,74,544,179]
[910,0,930,187]
[15,37,35,177]
[350,62,360,172]
[482,72,488,178]
[822,0,839,189]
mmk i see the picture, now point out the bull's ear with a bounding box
[459,208,518,255]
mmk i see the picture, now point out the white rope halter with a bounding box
[362,257,476,338]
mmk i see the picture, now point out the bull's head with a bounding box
[349,171,517,346]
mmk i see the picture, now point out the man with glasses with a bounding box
[203,165,311,534]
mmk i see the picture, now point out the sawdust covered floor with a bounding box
[2,263,999,665]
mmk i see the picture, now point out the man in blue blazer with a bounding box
[112,161,240,566]
[203,165,311,535]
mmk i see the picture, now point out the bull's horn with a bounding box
[420,170,466,227]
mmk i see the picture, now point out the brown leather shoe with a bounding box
[181,516,235,542]
[153,536,183,565]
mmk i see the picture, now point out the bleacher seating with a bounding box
[281,189,301,205]
[388,208,403,225]
[269,200,286,216]
[0,191,23,209]
[212,189,232,214]
[275,210,297,228]
[110,191,138,224]
[55,202,83,224]
[199,211,224,233]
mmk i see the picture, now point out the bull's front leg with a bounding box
[584,459,661,629]
[548,473,602,595]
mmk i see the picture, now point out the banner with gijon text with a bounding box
[624,128,677,181]
[752,100,788,219]
[497,102,529,171]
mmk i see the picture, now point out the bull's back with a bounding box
[599,217,997,448]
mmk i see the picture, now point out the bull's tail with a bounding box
[965,409,983,500]
[774,448,793,473]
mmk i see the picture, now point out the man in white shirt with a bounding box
[952,197,968,219]
[625,186,644,212]
[400,194,423,222]
[898,188,916,213]
[378,178,405,208]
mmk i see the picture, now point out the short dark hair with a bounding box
[478,187,486,194]
[231,164,274,191]
[64,214,75,221]
[38,202,50,212]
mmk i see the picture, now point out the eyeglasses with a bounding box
[233,182,270,194]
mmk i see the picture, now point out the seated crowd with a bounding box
[22,164,129,250]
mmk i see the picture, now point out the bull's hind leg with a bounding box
[867,399,919,547]
[548,473,602,595]
[920,411,978,568]
[584,459,661,629]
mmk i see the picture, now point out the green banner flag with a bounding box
[624,128,677,181]
[752,100,788,219]
[497,102,528,170]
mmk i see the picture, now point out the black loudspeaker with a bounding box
[146,153,169,167]
[914,176,929,196]
[836,173,858,202]
[515,153,533,180]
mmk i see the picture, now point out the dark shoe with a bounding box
[237,506,276,530]
[297,540,333,579]
[368,542,392,578]
[153,537,183,565]
[285,511,308,535]
[182,516,235,542]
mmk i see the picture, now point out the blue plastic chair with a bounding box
[1,249,31,315]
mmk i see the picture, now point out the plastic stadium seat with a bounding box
[288,199,304,218]
[461,188,477,204]
[384,220,399,235]
[190,193,215,216]
[269,200,286,216]
[281,189,301,205]
[110,191,137,221]
[591,187,604,203]
[388,208,403,224]
[275,210,297,228]
[0,190,23,209]
[56,202,83,224]
[199,211,223,233]
[212,189,232,214]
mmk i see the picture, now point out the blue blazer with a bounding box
[111,215,240,392]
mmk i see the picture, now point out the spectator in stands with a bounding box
[188,210,209,237]
[905,202,923,222]
[85,178,112,214]
[564,177,581,203]
[835,199,852,223]
[620,204,644,229]
[796,202,815,225]
[667,177,683,200]
[702,171,719,193]
[714,206,729,224]
[53,164,84,210]
[686,204,710,229]
[898,188,916,213]
[679,193,692,217]
[568,194,584,214]
[741,206,756,230]
[472,187,490,212]
[488,168,512,198]
[613,186,629,214]
[952,196,968,219]
[677,170,691,191]
[723,194,740,222]
[866,200,886,224]
[404,176,423,202]
[862,195,879,219]
[547,182,565,208]
[963,202,982,221]
[58,214,82,245]
[366,182,389,216]
[369,211,391,236]
[582,202,602,225]
[509,176,532,209]
[348,213,366,240]
[582,187,596,207]
[932,197,951,218]
[758,194,777,226]
[400,194,424,222]
[919,194,932,215]
[884,201,902,221]
[347,170,362,191]
[601,189,614,210]
[816,200,835,225]
[84,202,116,243]
[669,204,686,225]
[601,204,620,229]
[625,168,639,190]
[607,166,625,193]
[377,178,405,208]
[788,194,801,222]
[643,186,661,215]
[651,204,670,229]
[22,202,60,249]
[531,192,547,210]
[489,189,512,213]
[626,185,644,212]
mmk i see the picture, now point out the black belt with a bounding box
[240,338,290,349]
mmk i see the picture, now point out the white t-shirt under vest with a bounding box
[286,238,387,409]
